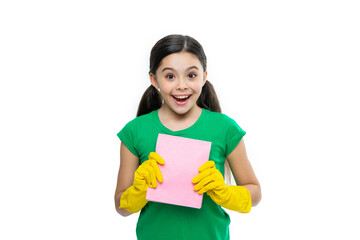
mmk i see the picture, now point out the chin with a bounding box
[172,105,197,116]
[163,95,200,116]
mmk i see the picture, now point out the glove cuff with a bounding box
[119,185,148,213]
[229,185,252,213]
[211,185,252,213]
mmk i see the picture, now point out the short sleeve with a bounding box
[224,116,246,156]
[117,120,138,156]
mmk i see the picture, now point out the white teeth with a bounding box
[174,95,189,99]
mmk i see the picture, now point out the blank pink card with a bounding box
[146,134,211,209]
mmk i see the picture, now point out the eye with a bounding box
[188,73,197,78]
[166,74,175,79]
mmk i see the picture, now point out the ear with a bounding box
[202,71,208,87]
[149,73,159,89]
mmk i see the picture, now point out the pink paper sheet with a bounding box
[146,134,211,209]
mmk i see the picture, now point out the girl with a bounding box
[114,34,261,240]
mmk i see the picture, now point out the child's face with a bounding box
[150,52,207,116]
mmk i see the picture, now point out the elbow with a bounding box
[114,192,133,217]
[116,207,133,217]
[251,184,262,207]
[243,183,261,207]
[115,199,133,217]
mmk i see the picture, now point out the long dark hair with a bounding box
[136,34,221,117]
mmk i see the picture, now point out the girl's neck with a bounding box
[158,105,203,131]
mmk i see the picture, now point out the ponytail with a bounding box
[198,80,233,183]
[197,80,221,113]
[136,85,162,117]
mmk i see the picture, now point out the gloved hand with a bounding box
[120,152,165,213]
[192,161,252,213]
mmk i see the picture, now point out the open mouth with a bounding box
[172,95,192,104]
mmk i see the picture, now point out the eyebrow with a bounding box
[161,66,199,72]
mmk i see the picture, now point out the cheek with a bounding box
[158,84,172,95]
[191,82,204,93]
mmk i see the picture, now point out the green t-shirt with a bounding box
[117,108,246,240]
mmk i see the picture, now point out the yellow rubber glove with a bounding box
[120,152,165,213]
[192,161,252,213]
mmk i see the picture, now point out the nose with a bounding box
[176,77,188,90]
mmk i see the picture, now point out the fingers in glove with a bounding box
[137,152,165,188]
[197,181,225,194]
[148,159,163,183]
[198,160,215,172]
[148,152,165,165]
[193,170,222,192]
[142,162,158,188]
[192,168,217,184]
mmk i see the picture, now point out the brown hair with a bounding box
[137,34,221,117]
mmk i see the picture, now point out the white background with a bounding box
[1,0,359,239]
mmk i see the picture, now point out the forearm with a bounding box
[243,184,261,207]
[114,191,133,217]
